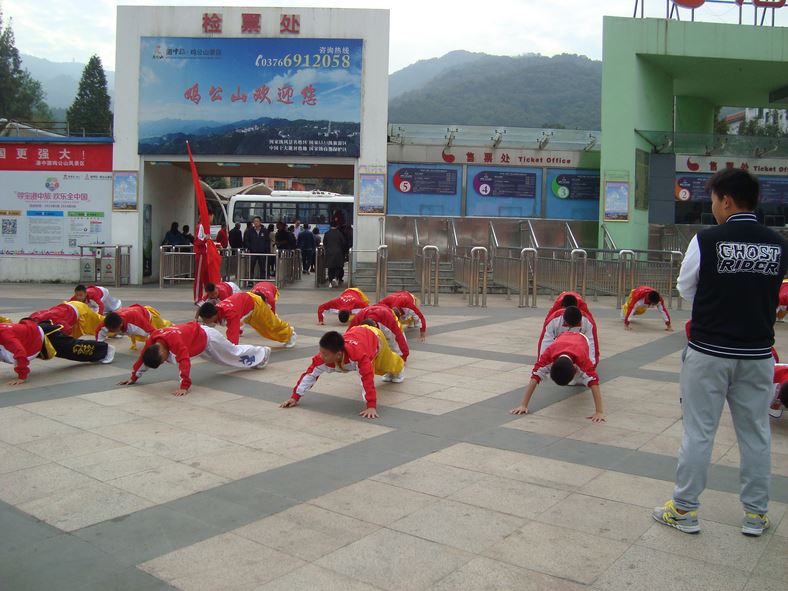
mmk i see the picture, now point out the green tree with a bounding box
[67,54,112,135]
[713,106,729,135]
[0,10,50,120]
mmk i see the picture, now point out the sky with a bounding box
[4,0,788,73]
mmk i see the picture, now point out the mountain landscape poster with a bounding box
[138,37,363,157]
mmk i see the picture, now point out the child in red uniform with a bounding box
[96,305,172,350]
[1,318,113,384]
[119,322,270,396]
[510,331,605,422]
[195,281,241,306]
[378,290,427,342]
[317,288,369,324]
[29,301,103,339]
[348,303,410,362]
[770,363,788,419]
[72,284,122,315]
[621,286,672,331]
[538,305,600,367]
[251,281,279,314]
[281,326,405,419]
[198,291,295,347]
[776,280,788,322]
[543,291,594,325]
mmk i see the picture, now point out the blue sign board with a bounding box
[467,166,540,217]
[387,164,462,216]
[138,37,363,156]
[546,169,600,220]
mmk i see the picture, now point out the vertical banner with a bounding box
[113,172,138,211]
[358,166,385,215]
[143,203,152,277]
[603,173,630,222]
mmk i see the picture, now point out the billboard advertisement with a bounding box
[387,164,462,216]
[0,171,112,256]
[676,172,788,203]
[545,169,600,220]
[466,166,540,217]
[138,37,363,157]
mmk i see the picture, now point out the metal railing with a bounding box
[419,245,440,306]
[275,249,302,287]
[519,248,538,307]
[236,251,277,287]
[570,248,588,294]
[564,222,579,250]
[79,245,132,287]
[159,245,195,287]
[314,245,328,287]
[468,246,488,307]
[601,224,617,250]
[348,245,388,301]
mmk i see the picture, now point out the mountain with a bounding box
[389,50,484,100]
[388,52,602,130]
[20,54,115,110]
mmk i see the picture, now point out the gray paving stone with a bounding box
[429,556,587,591]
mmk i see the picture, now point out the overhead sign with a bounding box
[138,37,363,157]
[676,154,788,177]
[0,142,112,172]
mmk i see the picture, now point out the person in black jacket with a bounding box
[654,168,787,538]
[323,221,348,287]
[297,223,316,274]
[244,216,270,279]
[228,223,244,249]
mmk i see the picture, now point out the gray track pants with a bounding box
[674,347,773,514]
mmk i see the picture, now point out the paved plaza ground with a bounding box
[1,280,787,590]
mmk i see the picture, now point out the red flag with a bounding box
[186,142,222,302]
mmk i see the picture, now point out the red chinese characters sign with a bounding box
[241,13,261,34]
[280,14,300,34]
[0,142,112,172]
[202,13,222,34]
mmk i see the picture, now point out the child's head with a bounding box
[550,355,577,386]
[360,319,378,328]
[73,284,87,302]
[253,290,268,303]
[103,312,122,332]
[198,302,219,324]
[779,382,788,408]
[204,282,218,298]
[318,331,345,364]
[647,290,661,305]
[390,306,403,320]
[560,293,578,308]
[563,306,582,327]
[142,343,167,368]
[337,310,351,324]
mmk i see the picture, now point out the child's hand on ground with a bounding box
[587,412,606,423]
[7,378,25,385]
[173,388,189,396]
[359,407,379,419]
[280,397,299,408]
[665,324,673,332]
[510,405,529,415]
[624,324,632,331]
[117,379,134,385]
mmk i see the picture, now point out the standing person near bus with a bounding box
[244,216,270,279]
[229,223,244,249]
[297,223,316,275]
[654,168,786,537]
[323,220,347,287]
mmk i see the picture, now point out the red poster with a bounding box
[0,142,112,172]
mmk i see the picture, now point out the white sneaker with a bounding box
[254,347,271,369]
[770,406,784,419]
[100,344,115,364]
[391,372,405,383]
[284,330,297,349]
[381,373,392,382]
[331,279,338,288]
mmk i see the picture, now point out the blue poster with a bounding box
[138,37,363,156]
[467,166,540,217]
[546,169,600,220]
[676,172,788,204]
[387,164,461,216]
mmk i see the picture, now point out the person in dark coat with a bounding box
[323,221,348,287]
[297,223,316,275]
[181,225,195,245]
[162,222,185,246]
[244,216,270,279]
[228,223,244,249]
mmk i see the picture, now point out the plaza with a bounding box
[1,281,786,590]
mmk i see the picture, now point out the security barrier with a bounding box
[79,245,132,287]
[348,246,388,301]
[418,245,440,306]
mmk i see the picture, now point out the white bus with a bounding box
[226,190,354,234]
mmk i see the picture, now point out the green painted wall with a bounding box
[600,16,788,250]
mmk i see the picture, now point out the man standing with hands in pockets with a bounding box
[653,169,786,537]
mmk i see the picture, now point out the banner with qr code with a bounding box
[138,37,363,157]
[0,171,112,256]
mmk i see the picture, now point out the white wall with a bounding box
[0,257,80,283]
[114,5,390,283]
